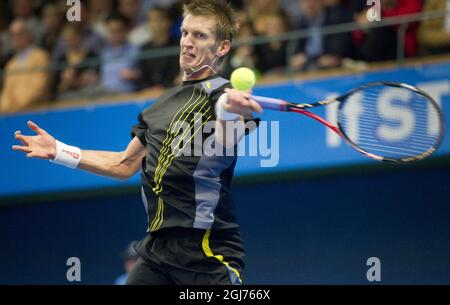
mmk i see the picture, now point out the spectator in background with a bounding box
[1,0,44,56]
[39,3,63,53]
[52,1,104,61]
[220,13,257,77]
[290,0,353,72]
[0,36,13,90]
[138,6,179,90]
[167,1,184,41]
[119,0,144,25]
[352,1,396,62]
[0,19,51,114]
[119,0,152,47]
[245,0,289,33]
[280,0,304,28]
[12,0,44,45]
[352,0,422,61]
[140,0,185,42]
[140,0,179,15]
[418,0,450,55]
[54,24,99,100]
[381,0,422,58]
[88,0,114,41]
[114,241,139,285]
[254,13,289,74]
[100,13,140,94]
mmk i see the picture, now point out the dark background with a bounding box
[1,160,449,284]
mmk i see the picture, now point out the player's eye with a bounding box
[196,32,206,39]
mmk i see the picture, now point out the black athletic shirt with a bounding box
[132,75,255,232]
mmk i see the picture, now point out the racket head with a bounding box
[336,81,445,163]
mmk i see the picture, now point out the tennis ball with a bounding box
[230,67,256,91]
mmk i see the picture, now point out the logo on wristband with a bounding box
[62,149,80,159]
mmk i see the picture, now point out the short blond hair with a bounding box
[182,0,239,43]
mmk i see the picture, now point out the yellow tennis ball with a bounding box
[230,67,256,91]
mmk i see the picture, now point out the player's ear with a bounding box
[216,40,231,58]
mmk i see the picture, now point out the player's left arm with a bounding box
[214,88,262,148]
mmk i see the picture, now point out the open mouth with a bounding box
[182,51,196,59]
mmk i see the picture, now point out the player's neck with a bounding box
[182,65,217,82]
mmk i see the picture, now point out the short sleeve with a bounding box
[131,113,148,146]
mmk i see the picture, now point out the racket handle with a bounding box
[249,95,289,112]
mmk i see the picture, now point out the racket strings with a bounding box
[338,85,442,160]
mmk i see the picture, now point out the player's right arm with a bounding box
[12,121,147,180]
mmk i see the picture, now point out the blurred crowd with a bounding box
[0,0,449,114]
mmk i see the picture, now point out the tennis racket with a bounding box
[250,81,445,163]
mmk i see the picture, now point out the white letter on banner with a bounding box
[417,80,450,137]
[377,88,415,142]
[325,93,340,148]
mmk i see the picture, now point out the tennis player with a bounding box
[13,0,262,285]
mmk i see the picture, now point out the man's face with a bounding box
[107,20,128,46]
[179,14,220,73]
[62,29,82,50]
[9,22,32,52]
[148,10,171,37]
[119,0,140,20]
[300,0,323,18]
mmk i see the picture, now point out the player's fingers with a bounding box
[237,97,250,107]
[225,92,246,107]
[26,152,37,158]
[225,88,249,101]
[12,145,31,153]
[15,133,27,143]
[248,99,263,113]
[27,121,43,134]
[14,131,29,145]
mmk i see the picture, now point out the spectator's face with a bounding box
[107,20,128,46]
[89,0,113,16]
[42,6,60,31]
[148,10,171,37]
[265,16,286,36]
[119,0,140,21]
[179,14,227,73]
[9,22,32,52]
[300,0,324,18]
[62,29,83,50]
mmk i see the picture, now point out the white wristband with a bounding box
[49,140,81,169]
[215,93,240,121]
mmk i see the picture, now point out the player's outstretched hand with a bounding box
[224,88,262,117]
[12,121,57,160]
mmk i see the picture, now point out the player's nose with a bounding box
[181,35,194,49]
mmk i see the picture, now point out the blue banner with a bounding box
[1,62,449,197]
